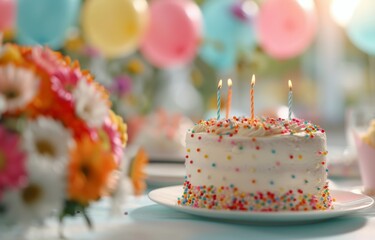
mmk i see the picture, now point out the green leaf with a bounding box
[59,200,93,230]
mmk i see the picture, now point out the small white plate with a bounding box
[145,164,185,185]
[148,152,185,163]
[148,185,374,223]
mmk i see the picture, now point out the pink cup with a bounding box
[354,134,375,195]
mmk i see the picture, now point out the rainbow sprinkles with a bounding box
[178,117,333,212]
[190,117,325,137]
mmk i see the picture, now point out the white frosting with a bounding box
[192,117,310,138]
[185,123,328,195]
[288,121,306,133]
[236,124,269,137]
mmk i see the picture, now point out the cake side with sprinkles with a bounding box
[178,117,334,211]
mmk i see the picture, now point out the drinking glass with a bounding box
[347,105,375,195]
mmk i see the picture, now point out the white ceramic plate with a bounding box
[148,185,374,223]
[145,164,185,185]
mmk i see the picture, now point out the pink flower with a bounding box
[110,75,133,97]
[30,46,63,75]
[51,67,82,102]
[0,126,27,189]
[103,118,123,164]
[0,186,3,200]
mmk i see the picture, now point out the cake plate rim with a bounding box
[148,185,374,224]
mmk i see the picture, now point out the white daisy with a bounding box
[1,161,65,225]
[22,117,75,174]
[73,78,109,128]
[0,64,39,112]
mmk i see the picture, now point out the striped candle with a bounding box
[217,80,222,120]
[288,80,293,120]
[226,79,232,119]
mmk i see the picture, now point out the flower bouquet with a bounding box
[0,44,127,231]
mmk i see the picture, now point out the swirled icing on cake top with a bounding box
[190,117,324,137]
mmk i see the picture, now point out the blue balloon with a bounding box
[200,0,257,71]
[347,0,375,55]
[16,0,81,49]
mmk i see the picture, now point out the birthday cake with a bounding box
[178,117,333,211]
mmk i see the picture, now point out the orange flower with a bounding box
[25,70,56,115]
[129,148,148,196]
[68,136,117,204]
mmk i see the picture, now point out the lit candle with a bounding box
[288,80,293,120]
[226,79,232,119]
[217,80,223,120]
[250,75,255,121]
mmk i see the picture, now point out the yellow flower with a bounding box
[0,44,24,64]
[126,59,144,75]
[109,110,128,147]
[64,34,85,52]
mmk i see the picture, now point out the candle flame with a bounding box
[288,80,292,90]
[227,79,232,87]
[218,79,222,89]
[251,75,255,87]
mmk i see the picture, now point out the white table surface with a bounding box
[18,178,375,240]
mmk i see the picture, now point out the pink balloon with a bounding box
[256,0,317,59]
[0,0,16,31]
[140,0,202,68]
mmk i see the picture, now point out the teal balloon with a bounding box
[347,0,375,55]
[200,0,257,71]
[16,0,81,49]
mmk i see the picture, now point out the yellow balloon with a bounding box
[82,0,149,58]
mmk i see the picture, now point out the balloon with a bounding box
[140,0,202,68]
[16,0,80,49]
[0,0,16,32]
[347,0,375,55]
[256,0,317,59]
[82,0,149,58]
[199,0,257,71]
